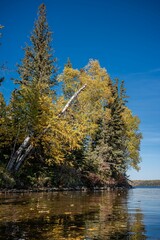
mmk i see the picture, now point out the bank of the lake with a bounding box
[0,184,132,194]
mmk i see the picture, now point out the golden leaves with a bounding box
[58,59,112,141]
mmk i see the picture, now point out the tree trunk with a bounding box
[6,84,87,173]
[58,84,87,117]
[6,136,31,171]
[14,144,33,172]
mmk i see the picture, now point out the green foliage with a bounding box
[8,4,59,168]
[58,59,142,187]
[0,93,14,164]
[16,4,57,89]
[13,3,57,134]
[0,166,15,188]
[84,78,141,184]
[0,4,142,189]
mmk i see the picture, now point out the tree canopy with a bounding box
[0,4,142,189]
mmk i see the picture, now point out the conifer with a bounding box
[7,4,58,172]
[12,3,57,136]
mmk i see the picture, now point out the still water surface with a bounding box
[0,187,160,239]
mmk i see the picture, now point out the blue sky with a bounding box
[0,0,160,180]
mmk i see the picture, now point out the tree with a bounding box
[83,78,141,185]
[58,59,113,186]
[58,59,142,186]
[83,79,126,183]
[1,4,142,187]
[6,4,58,172]
[6,5,87,175]
[107,80,127,176]
[122,107,142,171]
[16,4,57,89]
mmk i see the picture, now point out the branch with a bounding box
[58,84,87,117]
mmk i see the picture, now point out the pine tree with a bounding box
[107,80,127,177]
[17,4,57,89]
[13,3,57,134]
[64,58,72,68]
[85,79,127,183]
[98,79,141,179]
[6,4,58,173]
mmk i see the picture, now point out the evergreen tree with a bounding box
[16,4,57,89]
[84,79,128,183]
[7,4,58,174]
[107,80,127,177]
[13,3,57,134]
[64,58,72,68]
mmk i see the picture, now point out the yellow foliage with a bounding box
[58,59,112,142]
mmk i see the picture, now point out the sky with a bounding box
[0,0,160,180]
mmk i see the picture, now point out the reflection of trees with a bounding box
[0,191,147,240]
[78,191,130,239]
[130,208,146,240]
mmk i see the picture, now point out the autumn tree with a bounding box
[122,107,142,171]
[82,79,126,184]
[6,4,85,175]
[85,78,142,184]
[59,60,142,186]
[6,4,87,177]
[0,4,142,187]
[58,59,113,186]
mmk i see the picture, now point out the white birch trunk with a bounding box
[14,145,33,172]
[6,136,31,171]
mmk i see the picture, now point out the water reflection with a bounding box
[130,209,146,239]
[0,190,147,239]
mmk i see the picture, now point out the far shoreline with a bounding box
[131,180,160,187]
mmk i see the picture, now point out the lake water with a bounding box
[0,187,160,239]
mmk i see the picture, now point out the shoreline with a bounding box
[0,185,131,194]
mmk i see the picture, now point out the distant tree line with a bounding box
[132,180,160,187]
[0,4,142,189]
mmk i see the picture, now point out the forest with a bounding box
[0,4,142,189]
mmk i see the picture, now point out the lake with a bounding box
[0,187,160,239]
